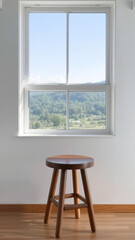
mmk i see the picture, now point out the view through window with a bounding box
[28,12,107,132]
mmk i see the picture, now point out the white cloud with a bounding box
[29,75,65,84]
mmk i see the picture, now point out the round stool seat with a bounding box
[46,155,94,170]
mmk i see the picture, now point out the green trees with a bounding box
[52,114,65,127]
[29,92,66,129]
[29,92,106,130]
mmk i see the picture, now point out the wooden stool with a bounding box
[44,155,96,238]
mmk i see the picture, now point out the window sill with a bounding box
[17,133,115,138]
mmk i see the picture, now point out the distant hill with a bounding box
[29,91,106,130]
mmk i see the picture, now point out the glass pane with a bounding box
[69,13,106,84]
[69,92,106,129]
[29,13,66,84]
[29,92,66,129]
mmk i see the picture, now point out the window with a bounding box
[19,1,115,136]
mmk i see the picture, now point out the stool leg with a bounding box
[44,169,59,224]
[56,169,67,238]
[72,169,80,219]
[81,169,96,232]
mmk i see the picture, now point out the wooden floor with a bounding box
[0,212,135,240]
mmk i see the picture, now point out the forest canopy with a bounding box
[29,91,106,130]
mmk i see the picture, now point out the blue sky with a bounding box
[29,12,106,84]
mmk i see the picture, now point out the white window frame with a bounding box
[18,0,115,136]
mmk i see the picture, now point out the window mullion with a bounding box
[66,12,69,84]
[66,90,69,130]
[66,12,69,130]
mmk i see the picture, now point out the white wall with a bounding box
[0,0,135,204]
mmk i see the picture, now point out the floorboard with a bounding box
[0,212,135,239]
